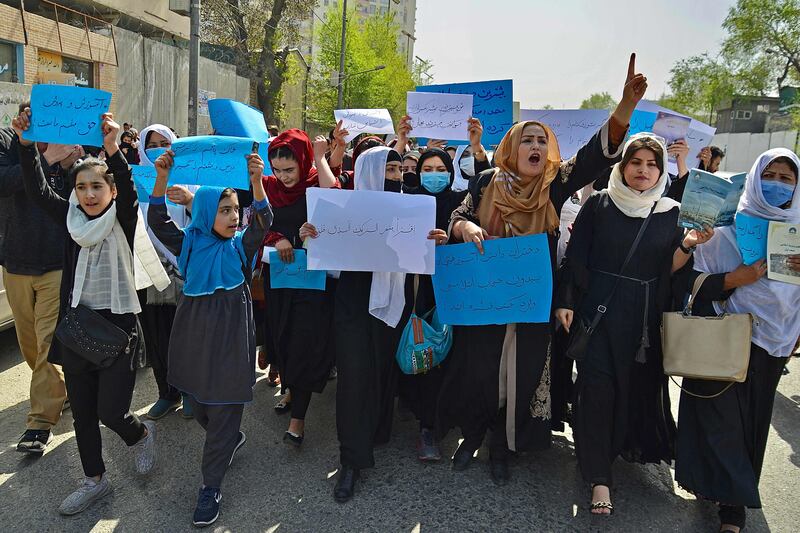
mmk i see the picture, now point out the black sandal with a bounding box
[274,397,291,414]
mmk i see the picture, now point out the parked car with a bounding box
[0,274,14,331]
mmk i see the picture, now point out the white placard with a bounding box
[406,91,472,141]
[305,188,436,274]
[334,108,395,143]
[687,120,717,170]
[519,109,609,160]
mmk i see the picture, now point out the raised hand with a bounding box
[622,53,647,105]
[11,108,32,146]
[101,113,120,150]
[246,152,265,182]
[312,135,329,160]
[467,118,484,149]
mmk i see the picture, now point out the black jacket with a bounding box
[0,127,71,275]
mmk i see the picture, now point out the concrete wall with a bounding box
[113,27,249,137]
[712,130,800,173]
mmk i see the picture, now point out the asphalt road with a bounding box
[0,326,797,532]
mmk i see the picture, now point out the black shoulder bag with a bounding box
[565,202,657,361]
[55,301,138,368]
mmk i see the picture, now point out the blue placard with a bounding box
[208,99,271,142]
[431,234,553,325]
[735,213,769,265]
[415,79,512,146]
[24,85,112,146]
[147,138,272,184]
[131,165,178,205]
[146,136,266,190]
[269,250,326,290]
[629,109,658,136]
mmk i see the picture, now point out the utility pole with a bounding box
[188,0,200,135]
[336,0,347,110]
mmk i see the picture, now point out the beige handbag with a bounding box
[661,273,753,396]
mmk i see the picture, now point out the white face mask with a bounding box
[459,156,475,176]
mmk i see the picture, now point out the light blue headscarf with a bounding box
[177,186,247,297]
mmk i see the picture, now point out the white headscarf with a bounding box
[606,133,680,218]
[694,148,800,357]
[137,124,193,268]
[355,146,407,327]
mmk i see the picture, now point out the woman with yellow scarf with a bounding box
[436,54,648,486]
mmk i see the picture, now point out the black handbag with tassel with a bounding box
[565,203,657,361]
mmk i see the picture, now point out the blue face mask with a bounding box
[420,171,450,194]
[761,180,795,207]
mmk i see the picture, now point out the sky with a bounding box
[414,0,738,110]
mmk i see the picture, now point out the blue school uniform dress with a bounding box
[148,187,273,404]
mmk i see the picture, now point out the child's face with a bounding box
[75,169,116,216]
[271,156,300,188]
[213,193,240,239]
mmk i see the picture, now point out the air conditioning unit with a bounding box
[169,0,191,16]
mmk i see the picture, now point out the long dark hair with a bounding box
[70,157,113,187]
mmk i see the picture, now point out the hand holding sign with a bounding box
[333,109,395,143]
[22,85,112,146]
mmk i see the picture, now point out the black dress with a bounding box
[673,266,788,511]
[436,122,624,453]
[555,192,681,486]
[335,270,413,469]
[263,197,336,398]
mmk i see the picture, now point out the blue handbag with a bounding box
[395,275,453,375]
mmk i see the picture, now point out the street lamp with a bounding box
[285,47,311,131]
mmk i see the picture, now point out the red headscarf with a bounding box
[263,129,320,208]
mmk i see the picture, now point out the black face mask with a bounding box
[402,171,420,189]
[383,179,403,193]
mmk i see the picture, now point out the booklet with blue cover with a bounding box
[678,169,747,230]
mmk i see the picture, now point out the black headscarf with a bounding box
[413,148,466,230]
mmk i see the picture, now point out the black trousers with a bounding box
[139,303,179,401]
[65,353,145,478]
[186,396,244,488]
[290,388,312,420]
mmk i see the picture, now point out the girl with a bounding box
[136,124,196,420]
[437,54,647,486]
[13,110,168,515]
[260,129,338,445]
[674,149,800,533]
[148,148,272,527]
[299,146,446,502]
[554,133,713,514]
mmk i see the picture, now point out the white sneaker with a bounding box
[134,420,156,474]
[58,476,113,515]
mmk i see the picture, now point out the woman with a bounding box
[136,124,197,420]
[260,128,339,445]
[299,146,446,502]
[399,119,490,460]
[554,133,713,514]
[674,148,800,533]
[437,54,647,486]
[119,131,140,165]
[13,110,168,515]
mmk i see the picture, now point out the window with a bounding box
[734,110,752,120]
[0,41,18,82]
[61,56,93,87]
[756,104,770,113]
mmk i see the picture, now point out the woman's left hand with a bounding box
[683,226,714,249]
[621,53,647,105]
[299,222,318,240]
[428,229,448,246]
[787,254,800,273]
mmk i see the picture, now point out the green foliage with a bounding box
[307,7,416,128]
[579,92,616,111]
[663,0,800,124]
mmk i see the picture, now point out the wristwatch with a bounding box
[679,242,696,254]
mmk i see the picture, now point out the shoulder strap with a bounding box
[587,202,658,331]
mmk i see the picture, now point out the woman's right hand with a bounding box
[154,150,175,180]
[11,108,33,146]
[460,221,489,254]
[555,308,574,334]
[274,238,295,264]
[299,222,318,240]
[725,259,767,289]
